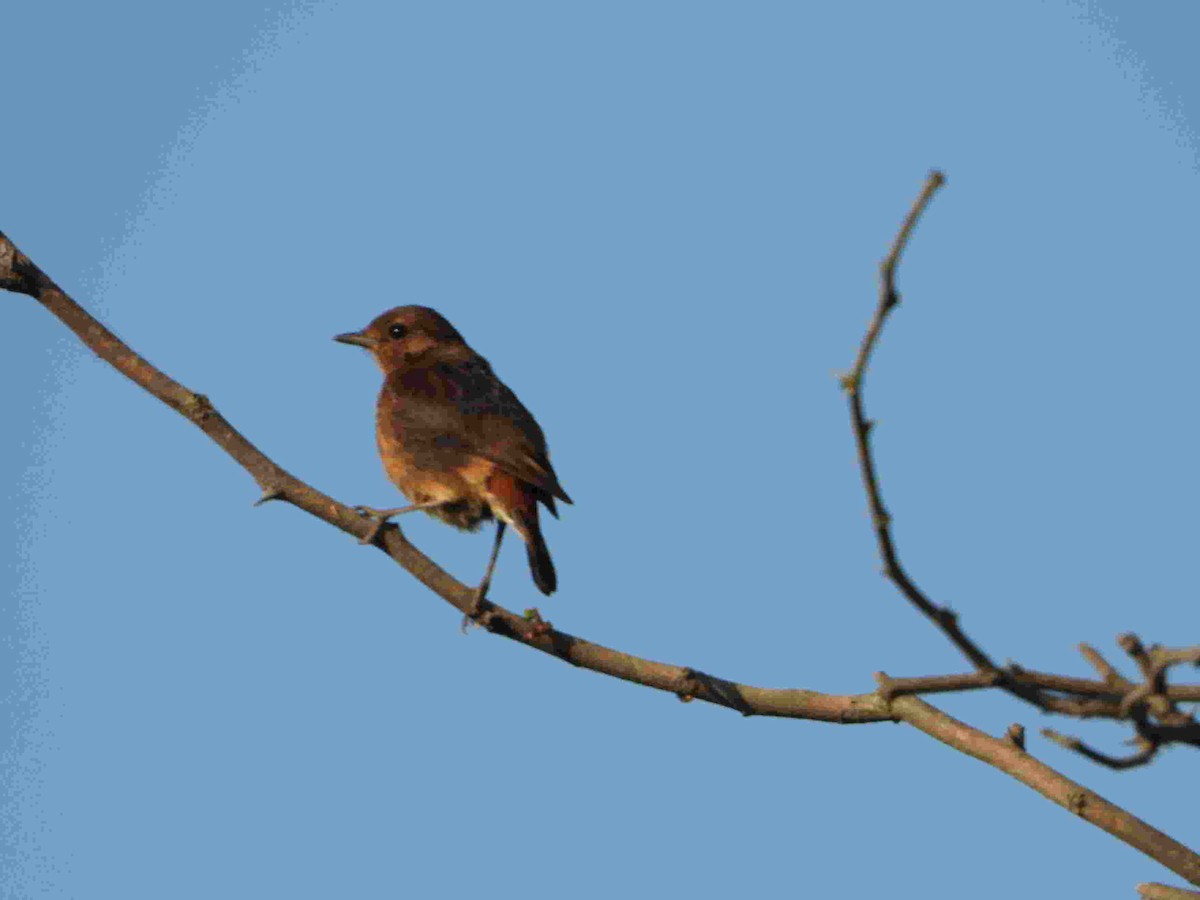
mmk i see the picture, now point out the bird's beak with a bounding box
[334,331,377,348]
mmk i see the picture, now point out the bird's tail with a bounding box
[523,517,557,596]
[486,468,559,595]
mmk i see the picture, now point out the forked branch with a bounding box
[840,173,1200,768]
[4,173,1199,886]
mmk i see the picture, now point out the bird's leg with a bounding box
[464,522,506,629]
[353,501,443,545]
[478,522,507,600]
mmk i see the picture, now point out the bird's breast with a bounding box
[373,390,496,531]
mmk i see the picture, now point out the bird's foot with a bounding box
[351,505,405,545]
[353,500,446,544]
[460,578,494,633]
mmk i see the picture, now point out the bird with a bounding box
[334,306,571,603]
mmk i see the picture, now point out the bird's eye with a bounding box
[388,323,407,340]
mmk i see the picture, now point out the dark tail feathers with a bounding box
[524,519,557,595]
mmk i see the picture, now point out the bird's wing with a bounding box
[388,356,572,509]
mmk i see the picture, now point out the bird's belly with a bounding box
[376,428,494,531]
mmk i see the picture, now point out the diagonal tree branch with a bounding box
[5,172,1200,886]
[1140,883,1200,899]
[0,228,896,727]
[893,695,1200,885]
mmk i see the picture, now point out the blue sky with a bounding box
[3,2,1199,897]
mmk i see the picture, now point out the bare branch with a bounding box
[838,178,1200,757]
[1080,642,1132,687]
[1118,634,1198,726]
[1149,646,1200,670]
[874,670,1001,700]
[1042,729,1161,770]
[842,171,1004,675]
[0,227,893,726]
[871,665,1199,720]
[1139,883,1200,900]
[7,170,1200,887]
[896,696,1200,885]
[1123,633,1159,683]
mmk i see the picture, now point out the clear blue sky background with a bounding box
[3,2,1199,897]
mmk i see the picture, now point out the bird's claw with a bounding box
[461,580,493,633]
[352,505,391,545]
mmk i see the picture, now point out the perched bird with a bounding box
[335,306,571,600]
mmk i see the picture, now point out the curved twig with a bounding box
[1042,728,1161,770]
[841,171,1002,674]
[838,175,1200,751]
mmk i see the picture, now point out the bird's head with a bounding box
[335,306,467,371]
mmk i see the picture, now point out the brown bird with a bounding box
[335,306,571,600]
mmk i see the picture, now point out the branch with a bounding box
[875,670,1002,699]
[876,665,1200,715]
[0,228,890,726]
[838,176,1200,754]
[841,171,1003,674]
[1140,885,1200,900]
[6,172,1200,887]
[1119,635,1200,725]
[1080,641,1131,686]
[1042,729,1160,771]
[893,696,1200,886]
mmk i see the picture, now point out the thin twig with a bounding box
[1149,647,1200,669]
[877,665,1200,713]
[1041,729,1160,770]
[874,670,1001,699]
[1080,642,1130,686]
[843,171,1002,674]
[1123,634,1157,681]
